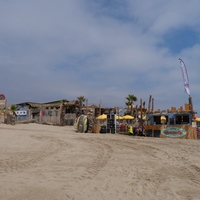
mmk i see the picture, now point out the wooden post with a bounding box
[4,98,7,123]
[93,104,95,118]
[189,96,194,114]
[99,100,102,115]
[86,99,88,115]
[151,98,154,112]
[148,95,152,113]
[140,98,143,125]
[39,105,42,124]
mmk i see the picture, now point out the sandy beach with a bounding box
[0,123,200,200]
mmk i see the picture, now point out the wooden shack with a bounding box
[15,100,79,125]
[143,102,197,139]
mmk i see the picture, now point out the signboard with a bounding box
[161,127,187,138]
[0,94,6,108]
[0,94,6,100]
[15,110,27,116]
[192,122,197,128]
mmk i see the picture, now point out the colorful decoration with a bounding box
[161,127,187,138]
[0,94,6,100]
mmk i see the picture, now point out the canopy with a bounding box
[122,115,134,120]
[96,114,107,120]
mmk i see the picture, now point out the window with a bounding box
[175,115,189,124]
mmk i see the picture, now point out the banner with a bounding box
[179,58,190,95]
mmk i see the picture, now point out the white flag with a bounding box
[179,58,190,95]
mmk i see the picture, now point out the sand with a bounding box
[0,123,200,200]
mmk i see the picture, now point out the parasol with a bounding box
[122,115,134,120]
[96,114,107,120]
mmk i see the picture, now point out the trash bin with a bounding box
[92,123,101,133]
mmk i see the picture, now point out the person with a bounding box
[138,126,143,136]
[120,123,125,131]
[128,125,133,134]
[135,127,139,136]
[137,125,145,136]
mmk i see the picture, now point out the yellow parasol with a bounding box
[195,117,200,122]
[142,115,146,120]
[161,116,166,121]
[116,115,123,120]
[96,114,107,120]
[122,115,134,120]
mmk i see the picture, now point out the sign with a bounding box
[0,94,6,100]
[192,122,197,128]
[0,94,6,108]
[15,110,27,116]
[161,127,187,138]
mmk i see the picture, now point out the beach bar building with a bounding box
[143,103,197,139]
[15,100,80,125]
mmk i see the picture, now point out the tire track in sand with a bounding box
[78,138,113,180]
[0,135,68,173]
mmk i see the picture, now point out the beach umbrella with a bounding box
[116,115,123,120]
[161,116,166,121]
[142,115,146,120]
[96,114,107,120]
[122,115,134,120]
[195,117,200,122]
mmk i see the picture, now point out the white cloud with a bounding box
[0,0,200,114]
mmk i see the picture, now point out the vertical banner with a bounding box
[179,58,191,95]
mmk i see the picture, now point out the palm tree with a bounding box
[10,104,17,125]
[125,94,137,115]
[77,96,85,113]
[10,104,17,115]
[125,102,131,113]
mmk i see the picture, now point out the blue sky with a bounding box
[1,0,200,115]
